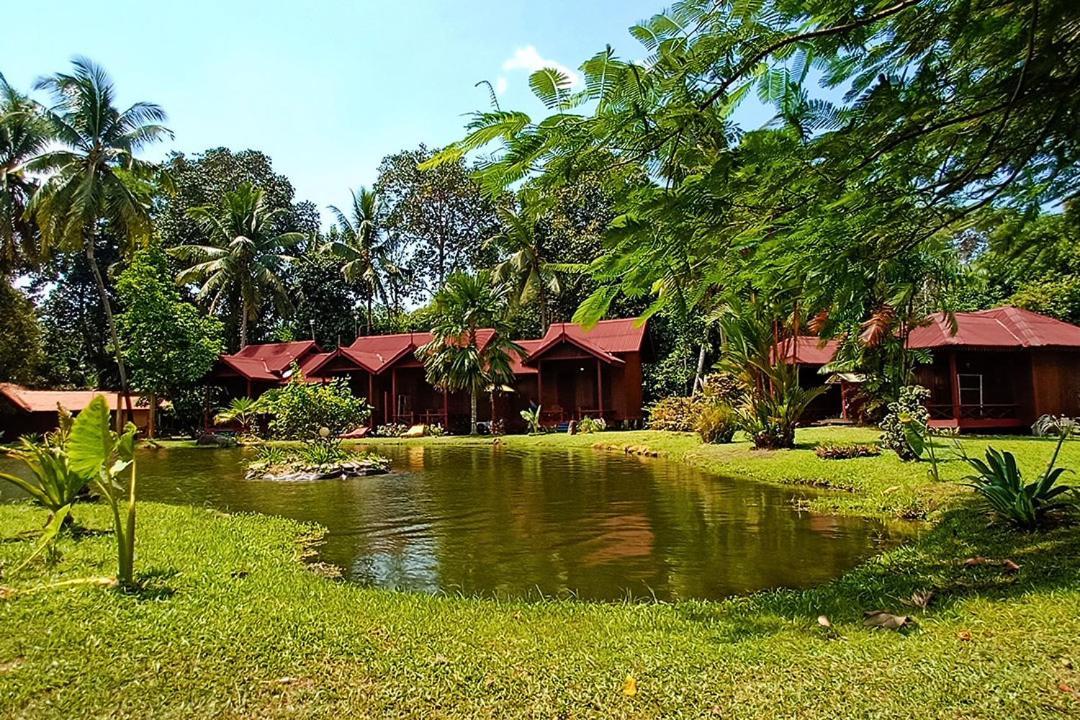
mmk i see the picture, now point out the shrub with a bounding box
[880,385,932,461]
[694,404,737,444]
[578,416,607,434]
[376,423,409,437]
[298,439,350,466]
[426,423,447,437]
[815,443,881,460]
[963,427,1078,529]
[263,371,370,440]
[647,395,701,432]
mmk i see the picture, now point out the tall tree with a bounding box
[116,245,224,437]
[376,145,502,299]
[171,183,303,349]
[28,57,171,413]
[419,271,524,435]
[327,187,392,334]
[434,0,1079,344]
[0,73,50,274]
[0,277,44,383]
[490,204,563,333]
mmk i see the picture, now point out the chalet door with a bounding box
[557,369,575,415]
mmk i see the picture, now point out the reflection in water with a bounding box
[0,444,916,601]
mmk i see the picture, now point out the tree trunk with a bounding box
[147,392,156,439]
[85,241,133,419]
[367,292,373,335]
[537,272,549,334]
[693,343,707,394]
[470,387,478,435]
[239,304,249,348]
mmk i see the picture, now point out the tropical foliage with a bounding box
[963,421,1077,529]
[880,385,933,461]
[213,396,266,436]
[326,186,394,333]
[172,183,303,349]
[419,271,524,434]
[261,372,370,439]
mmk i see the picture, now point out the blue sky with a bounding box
[3,1,769,224]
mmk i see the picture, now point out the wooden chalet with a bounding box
[206,318,649,433]
[0,384,158,441]
[780,307,1080,432]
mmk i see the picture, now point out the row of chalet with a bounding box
[0,384,156,442]
[780,307,1080,432]
[210,319,649,433]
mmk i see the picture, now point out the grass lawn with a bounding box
[2,427,1079,718]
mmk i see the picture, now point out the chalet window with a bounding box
[957,373,983,407]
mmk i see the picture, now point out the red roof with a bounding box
[0,384,157,413]
[775,336,842,365]
[216,341,322,381]
[329,330,497,375]
[909,307,1080,349]
[508,339,543,375]
[781,308,1080,364]
[520,319,647,367]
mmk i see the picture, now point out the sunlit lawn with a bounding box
[2,427,1078,718]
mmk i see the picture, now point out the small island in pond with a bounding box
[245,443,391,482]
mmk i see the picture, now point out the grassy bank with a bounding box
[2,427,1079,717]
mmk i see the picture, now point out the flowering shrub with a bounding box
[261,370,370,440]
[880,385,931,461]
[647,373,744,432]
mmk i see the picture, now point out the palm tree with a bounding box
[213,396,265,435]
[0,73,51,274]
[491,205,562,332]
[171,183,303,348]
[27,58,171,415]
[419,271,524,435]
[327,187,390,334]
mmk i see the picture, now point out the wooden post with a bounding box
[147,392,157,438]
[596,359,604,418]
[203,386,211,433]
[948,350,961,422]
[442,386,449,426]
[368,373,375,428]
[245,379,253,399]
[391,367,397,423]
[537,360,544,409]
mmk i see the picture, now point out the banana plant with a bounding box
[0,407,88,571]
[67,396,140,587]
[520,406,542,434]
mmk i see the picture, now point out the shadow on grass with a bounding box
[675,506,1080,636]
[127,566,180,601]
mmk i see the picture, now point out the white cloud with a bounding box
[498,45,581,92]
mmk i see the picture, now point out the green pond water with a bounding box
[0,444,915,601]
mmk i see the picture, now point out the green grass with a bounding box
[2,427,1079,718]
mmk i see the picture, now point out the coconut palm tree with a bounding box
[326,187,391,334]
[27,58,171,415]
[419,271,524,434]
[171,183,303,348]
[490,205,562,332]
[0,73,51,274]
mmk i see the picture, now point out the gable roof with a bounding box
[0,384,156,413]
[908,307,1080,349]
[331,330,497,375]
[520,319,647,367]
[216,341,322,382]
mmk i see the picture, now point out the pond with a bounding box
[0,443,915,601]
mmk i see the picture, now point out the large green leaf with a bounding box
[67,395,113,479]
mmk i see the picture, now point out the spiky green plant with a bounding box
[520,406,542,434]
[0,407,87,569]
[214,396,266,436]
[963,425,1077,530]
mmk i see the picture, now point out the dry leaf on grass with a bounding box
[863,611,914,631]
[623,675,638,696]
